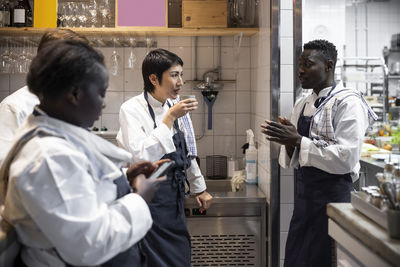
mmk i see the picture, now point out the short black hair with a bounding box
[142,48,183,93]
[37,28,90,52]
[27,39,105,99]
[303,39,338,67]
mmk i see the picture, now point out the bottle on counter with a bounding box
[25,0,32,27]
[0,0,11,27]
[12,0,25,27]
[245,129,258,184]
[384,162,394,180]
[227,156,237,178]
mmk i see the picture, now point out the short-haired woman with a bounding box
[117,48,212,266]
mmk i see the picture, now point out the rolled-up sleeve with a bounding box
[186,158,207,193]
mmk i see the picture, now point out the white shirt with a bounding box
[0,86,40,162]
[279,82,370,181]
[117,92,206,193]
[2,111,152,266]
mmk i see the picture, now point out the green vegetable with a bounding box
[391,129,400,144]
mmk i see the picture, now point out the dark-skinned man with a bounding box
[261,40,377,267]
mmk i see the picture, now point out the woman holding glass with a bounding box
[117,49,212,266]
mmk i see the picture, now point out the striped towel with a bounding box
[309,89,378,148]
[171,98,198,157]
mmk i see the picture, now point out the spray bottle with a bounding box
[245,129,258,184]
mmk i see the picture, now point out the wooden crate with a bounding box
[182,0,227,28]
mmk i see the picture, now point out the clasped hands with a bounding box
[260,116,302,148]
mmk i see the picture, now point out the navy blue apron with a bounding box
[139,92,192,267]
[100,175,143,267]
[284,86,352,267]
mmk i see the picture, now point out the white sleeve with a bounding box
[118,104,176,163]
[186,158,207,193]
[298,96,368,174]
[278,98,304,169]
[14,141,152,266]
[0,104,19,162]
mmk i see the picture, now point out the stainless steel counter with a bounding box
[360,156,385,169]
[328,203,400,266]
[360,156,385,187]
[185,183,267,206]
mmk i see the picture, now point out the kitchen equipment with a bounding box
[206,155,227,179]
[391,62,400,75]
[202,90,218,130]
[185,182,266,267]
[387,209,400,238]
[228,0,256,27]
[182,0,227,28]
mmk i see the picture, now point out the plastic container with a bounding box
[245,129,257,184]
[206,155,227,179]
[227,156,237,178]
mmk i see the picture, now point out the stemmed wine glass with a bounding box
[127,38,137,69]
[99,0,111,27]
[145,37,152,55]
[110,38,121,76]
[88,0,98,27]
[0,38,10,73]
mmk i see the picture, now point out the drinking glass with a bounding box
[110,38,121,76]
[99,0,110,27]
[127,38,137,69]
[145,37,152,55]
[77,3,88,27]
[0,39,11,73]
[88,0,98,27]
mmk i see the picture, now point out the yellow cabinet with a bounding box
[33,0,57,28]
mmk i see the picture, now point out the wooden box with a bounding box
[182,0,227,28]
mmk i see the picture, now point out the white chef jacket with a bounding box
[279,82,370,181]
[117,92,206,193]
[0,86,40,163]
[1,110,152,266]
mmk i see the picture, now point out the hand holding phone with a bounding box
[148,161,176,180]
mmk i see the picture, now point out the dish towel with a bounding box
[170,97,198,157]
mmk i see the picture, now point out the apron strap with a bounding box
[144,91,157,129]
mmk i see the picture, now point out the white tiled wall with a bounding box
[280,0,295,265]
[0,35,252,176]
[251,0,271,199]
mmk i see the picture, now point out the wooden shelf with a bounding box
[0,27,259,37]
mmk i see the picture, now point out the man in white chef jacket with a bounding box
[261,39,376,267]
